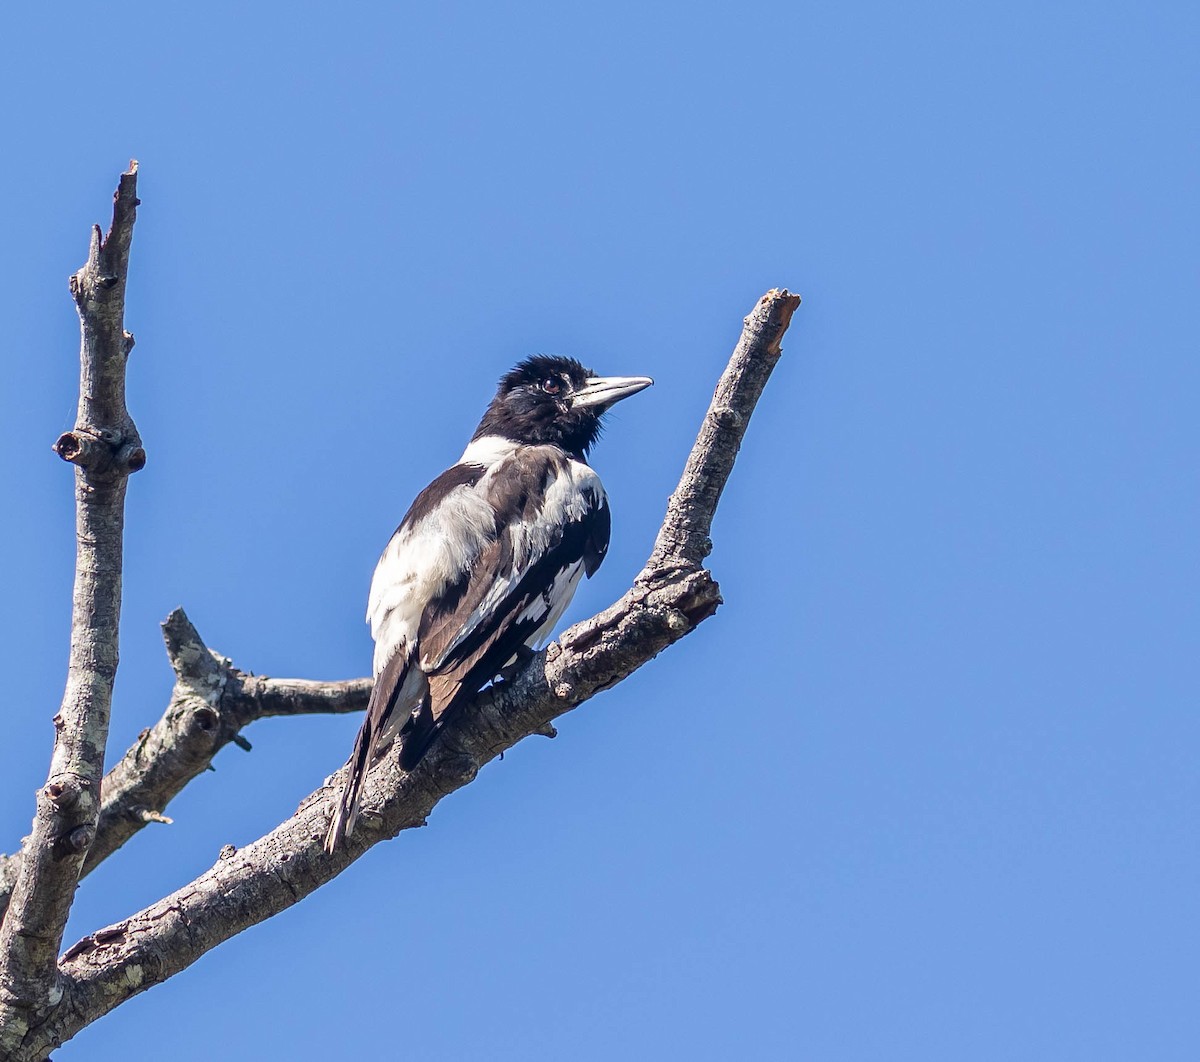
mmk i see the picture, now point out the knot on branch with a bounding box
[53,428,145,477]
[710,406,745,431]
[158,608,250,762]
[45,779,82,811]
[42,773,96,822]
[58,825,96,858]
[44,772,100,860]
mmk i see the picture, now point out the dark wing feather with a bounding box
[427,514,595,706]
[396,697,437,771]
[583,493,610,577]
[324,647,429,852]
[399,454,608,766]
[418,531,515,677]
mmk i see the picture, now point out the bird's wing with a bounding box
[416,449,609,717]
[359,447,608,772]
[328,460,501,851]
[366,462,494,677]
[328,460,502,851]
[324,649,429,852]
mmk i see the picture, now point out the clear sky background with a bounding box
[1,3,1196,1059]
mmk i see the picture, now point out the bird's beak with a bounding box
[572,375,654,411]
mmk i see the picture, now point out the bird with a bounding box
[324,354,653,852]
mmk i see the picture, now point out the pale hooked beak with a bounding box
[571,374,654,411]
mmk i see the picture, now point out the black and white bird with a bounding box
[325,355,652,852]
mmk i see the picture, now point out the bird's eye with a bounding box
[541,377,563,396]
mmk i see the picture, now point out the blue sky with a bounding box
[1,2,1196,1058]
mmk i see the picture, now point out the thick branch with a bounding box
[14,288,799,1059]
[0,163,143,1051]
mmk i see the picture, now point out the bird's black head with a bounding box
[473,354,653,458]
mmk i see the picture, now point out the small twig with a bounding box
[130,809,172,826]
[16,289,799,1060]
[0,163,142,1051]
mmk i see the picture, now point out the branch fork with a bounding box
[0,161,143,1050]
[0,161,801,1061]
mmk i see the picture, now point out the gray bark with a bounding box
[0,164,801,1062]
[0,164,143,1053]
[0,613,368,921]
[82,610,371,875]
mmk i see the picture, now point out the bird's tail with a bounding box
[324,712,376,854]
[397,669,476,769]
[325,651,429,853]
[396,697,439,770]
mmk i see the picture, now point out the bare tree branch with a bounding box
[0,163,143,1051]
[12,288,799,1060]
[649,290,799,569]
[82,610,370,873]
[0,617,369,920]
[0,284,796,922]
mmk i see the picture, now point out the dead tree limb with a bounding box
[10,287,799,1060]
[0,163,143,1052]
[81,610,370,874]
[0,617,370,920]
